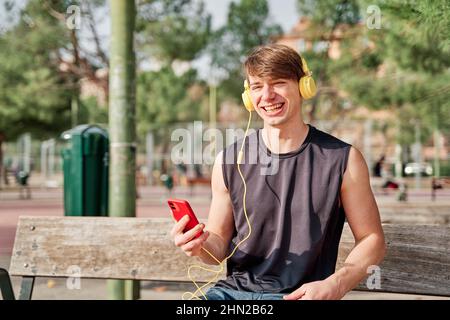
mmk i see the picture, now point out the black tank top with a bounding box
[217,124,351,293]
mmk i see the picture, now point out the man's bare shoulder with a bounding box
[342,146,370,191]
[211,150,228,193]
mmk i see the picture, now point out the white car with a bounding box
[404,162,433,176]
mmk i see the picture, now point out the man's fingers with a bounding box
[170,215,190,237]
[283,285,307,300]
[181,223,205,243]
[174,223,205,247]
[181,231,209,252]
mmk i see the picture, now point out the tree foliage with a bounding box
[209,0,283,101]
[136,66,205,138]
[136,0,212,63]
[336,0,450,144]
[294,0,362,121]
[0,0,73,141]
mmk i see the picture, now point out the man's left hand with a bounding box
[282,279,344,300]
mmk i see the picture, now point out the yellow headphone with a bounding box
[241,56,317,112]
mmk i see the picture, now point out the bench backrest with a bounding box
[9,216,450,296]
[337,223,450,296]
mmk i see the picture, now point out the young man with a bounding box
[171,44,386,300]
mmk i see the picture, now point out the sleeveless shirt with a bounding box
[216,124,352,293]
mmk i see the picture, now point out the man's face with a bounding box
[247,75,302,127]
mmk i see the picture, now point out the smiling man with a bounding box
[171,44,386,300]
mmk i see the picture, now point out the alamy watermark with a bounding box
[66,5,81,30]
[366,265,381,290]
[66,265,82,290]
[366,5,382,30]
[170,121,280,176]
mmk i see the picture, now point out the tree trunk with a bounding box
[107,0,139,300]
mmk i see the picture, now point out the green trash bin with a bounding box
[61,125,109,216]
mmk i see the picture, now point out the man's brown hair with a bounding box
[243,44,305,82]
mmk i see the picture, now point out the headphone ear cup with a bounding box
[299,75,317,100]
[242,89,255,112]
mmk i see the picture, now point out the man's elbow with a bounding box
[356,231,386,265]
[376,233,387,265]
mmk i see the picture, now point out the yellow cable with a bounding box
[182,111,253,300]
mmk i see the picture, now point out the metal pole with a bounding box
[146,132,154,185]
[71,97,79,128]
[107,0,139,300]
[209,84,217,127]
[433,130,441,178]
[414,122,422,189]
[23,133,31,174]
[41,141,47,184]
[49,139,55,178]
[209,84,217,159]
[433,103,441,178]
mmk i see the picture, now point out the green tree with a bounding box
[209,0,283,102]
[135,0,211,138]
[137,66,204,136]
[295,0,362,122]
[136,66,206,174]
[338,0,450,145]
[0,1,74,138]
[0,0,113,141]
[136,0,211,64]
[0,0,74,184]
[315,0,450,177]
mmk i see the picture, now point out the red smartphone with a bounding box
[167,199,203,239]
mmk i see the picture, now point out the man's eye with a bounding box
[251,86,261,90]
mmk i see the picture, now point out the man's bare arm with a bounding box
[199,151,235,264]
[328,146,387,297]
[284,146,386,300]
[171,151,235,265]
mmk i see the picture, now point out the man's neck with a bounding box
[262,120,309,154]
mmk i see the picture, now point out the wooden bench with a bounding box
[1,216,449,299]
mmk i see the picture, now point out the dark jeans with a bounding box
[201,286,285,300]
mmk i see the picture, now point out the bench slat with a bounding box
[337,224,450,296]
[9,216,220,282]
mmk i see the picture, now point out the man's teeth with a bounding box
[263,103,283,112]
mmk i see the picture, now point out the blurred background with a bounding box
[0,0,449,193]
[0,0,449,299]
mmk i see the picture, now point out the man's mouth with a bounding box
[260,102,284,114]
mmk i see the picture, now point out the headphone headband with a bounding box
[244,79,250,90]
[301,57,312,77]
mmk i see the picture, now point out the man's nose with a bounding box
[261,84,275,100]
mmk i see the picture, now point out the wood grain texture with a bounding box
[337,224,450,296]
[8,216,450,296]
[9,216,224,282]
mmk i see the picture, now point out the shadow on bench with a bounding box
[1,216,449,299]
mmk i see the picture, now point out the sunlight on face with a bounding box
[248,75,302,127]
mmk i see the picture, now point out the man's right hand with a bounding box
[171,215,210,257]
